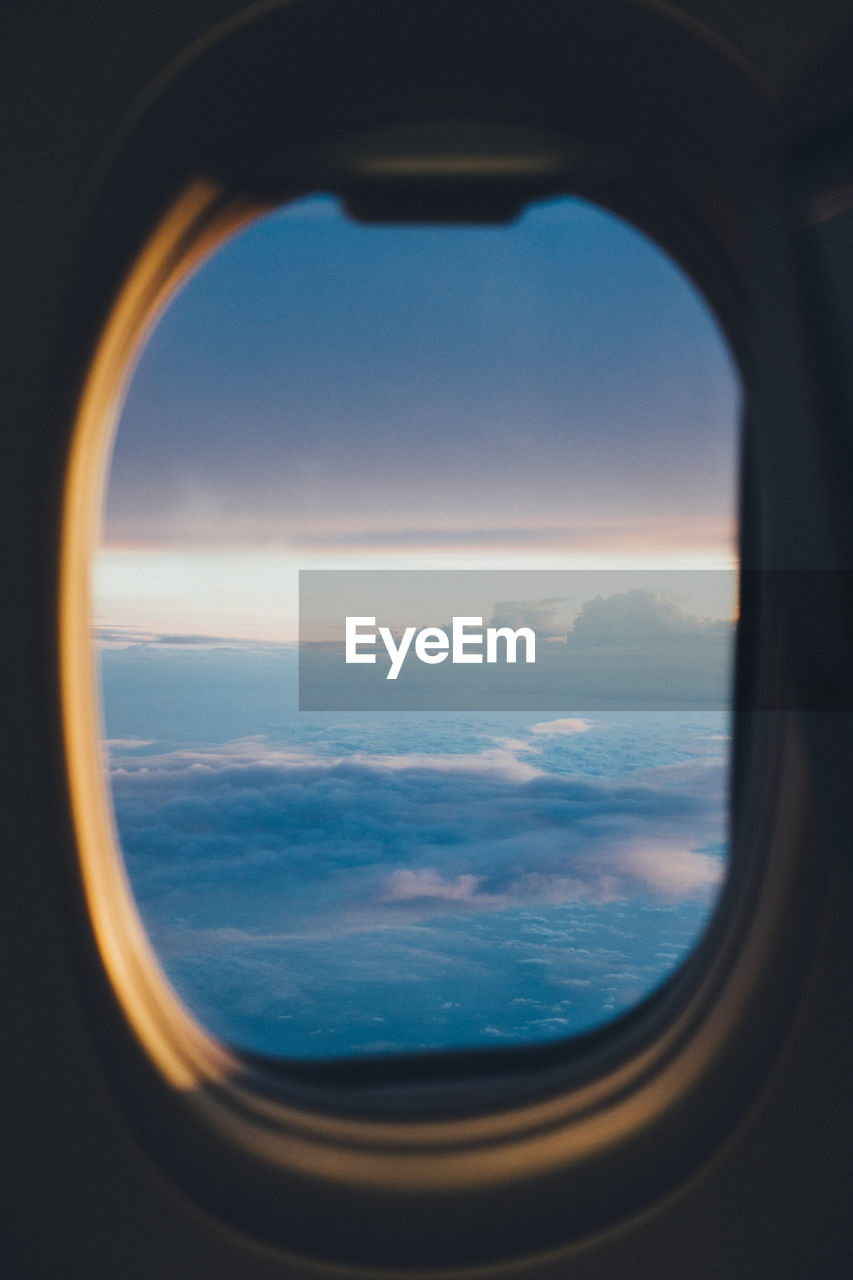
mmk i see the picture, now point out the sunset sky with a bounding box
[96,193,740,642]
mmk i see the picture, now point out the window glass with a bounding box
[96,195,740,1060]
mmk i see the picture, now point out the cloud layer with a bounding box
[107,712,728,1057]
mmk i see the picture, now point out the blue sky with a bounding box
[106,195,737,554]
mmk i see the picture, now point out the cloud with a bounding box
[109,729,727,922]
[349,745,542,784]
[96,625,282,650]
[386,870,484,902]
[299,587,734,711]
[96,626,159,645]
[488,598,569,640]
[567,589,732,647]
[610,840,723,896]
[105,713,729,1056]
[295,526,590,550]
[530,718,591,737]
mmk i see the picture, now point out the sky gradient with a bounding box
[96,191,741,1058]
[97,193,740,642]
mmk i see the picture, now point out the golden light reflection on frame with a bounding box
[60,180,262,1091]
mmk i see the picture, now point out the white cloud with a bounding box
[386,870,484,902]
[607,839,725,897]
[529,718,592,737]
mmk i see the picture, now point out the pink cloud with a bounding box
[608,840,724,897]
[386,869,484,902]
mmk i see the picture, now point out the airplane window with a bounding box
[95,193,740,1062]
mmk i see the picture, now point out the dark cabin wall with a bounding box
[3,3,853,1276]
